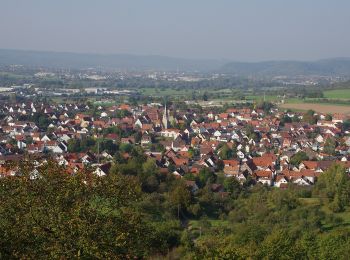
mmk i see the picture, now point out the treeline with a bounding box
[1,160,350,258]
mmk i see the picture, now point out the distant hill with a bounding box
[0,49,225,72]
[1,49,350,76]
[221,58,350,76]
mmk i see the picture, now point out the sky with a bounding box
[1,0,350,61]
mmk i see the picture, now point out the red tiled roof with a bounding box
[252,154,276,167]
[223,159,239,167]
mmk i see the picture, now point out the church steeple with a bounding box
[162,103,169,129]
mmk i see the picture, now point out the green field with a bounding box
[140,88,350,104]
[139,87,241,99]
[47,87,350,108]
[323,89,350,99]
[139,87,192,97]
[245,94,279,102]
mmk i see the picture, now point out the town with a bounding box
[3,1,350,257]
[1,96,349,190]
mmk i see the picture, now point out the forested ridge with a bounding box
[1,158,350,259]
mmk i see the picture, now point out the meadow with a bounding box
[323,89,350,99]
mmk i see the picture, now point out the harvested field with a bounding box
[279,103,350,115]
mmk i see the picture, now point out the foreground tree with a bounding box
[0,161,161,258]
[314,163,350,212]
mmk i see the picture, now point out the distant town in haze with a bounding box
[1,1,350,259]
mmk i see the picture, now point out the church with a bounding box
[162,104,170,129]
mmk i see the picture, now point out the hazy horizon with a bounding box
[2,48,350,64]
[1,0,350,62]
